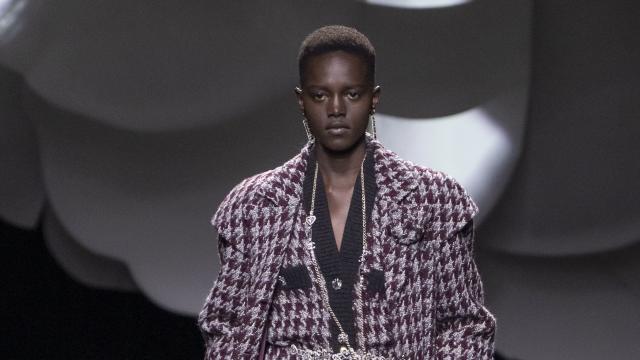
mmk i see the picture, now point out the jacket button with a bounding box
[332,278,342,290]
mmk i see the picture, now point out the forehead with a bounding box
[304,50,368,87]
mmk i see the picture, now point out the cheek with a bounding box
[302,103,323,123]
[352,106,372,127]
[304,113,326,135]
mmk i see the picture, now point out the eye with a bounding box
[347,91,360,100]
[311,92,326,101]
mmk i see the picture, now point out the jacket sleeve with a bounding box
[433,220,496,359]
[197,185,252,359]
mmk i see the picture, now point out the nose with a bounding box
[328,93,345,117]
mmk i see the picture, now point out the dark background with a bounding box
[2,218,203,359]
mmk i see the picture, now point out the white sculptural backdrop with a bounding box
[2,1,639,359]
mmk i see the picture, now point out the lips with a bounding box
[326,121,348,128]
[326,123,349,136]
[326,122,349,130]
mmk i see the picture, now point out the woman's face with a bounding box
[296,50,380,153]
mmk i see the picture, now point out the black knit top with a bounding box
[301,143,377,352]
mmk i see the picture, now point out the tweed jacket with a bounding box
[198,137,496,359]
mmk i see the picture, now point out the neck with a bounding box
[314,136,366,189]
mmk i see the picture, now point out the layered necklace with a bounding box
[298,153,385,360]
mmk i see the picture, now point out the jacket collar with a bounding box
[256,133,420,207]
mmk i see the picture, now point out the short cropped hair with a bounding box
[297,25,376,86]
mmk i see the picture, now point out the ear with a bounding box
[371,85,381,112]
[294,86,305,114]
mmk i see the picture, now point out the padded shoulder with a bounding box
[415,166,478,241]
[210,170,272,252]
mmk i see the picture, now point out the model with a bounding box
[198,25,496,359]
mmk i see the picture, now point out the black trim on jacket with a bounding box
[302,140,377,352]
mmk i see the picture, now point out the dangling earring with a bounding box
[370,108,377,140]
[302,114,315,143]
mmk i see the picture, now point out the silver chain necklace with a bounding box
[304,154,370,358]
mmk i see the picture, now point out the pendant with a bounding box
[337,332,349,345]
[306,214,316,226]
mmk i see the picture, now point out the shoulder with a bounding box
[210,169,274,241]
[210,146,307,246]
[399,156,478,241]
[382,148,475,205]
[417,165,476,211]
[376,145,471,197]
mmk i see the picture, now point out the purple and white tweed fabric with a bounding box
[198,135,496,359]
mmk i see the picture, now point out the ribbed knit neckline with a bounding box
[302,139,377,352]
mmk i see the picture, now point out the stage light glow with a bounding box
[0,0,13,16]
[376,105,512,217]
[0,0,27,40]
[0,0,26,38]
[364,0,471,9]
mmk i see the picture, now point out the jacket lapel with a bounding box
[256,134,420,208]
[251,135,426,295]
[369,137,425,245]
[255,135,425,251]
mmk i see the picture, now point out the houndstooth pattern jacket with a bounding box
[198,135,496,359]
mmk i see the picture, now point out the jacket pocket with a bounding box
[384,202,427,245]
[365,268,386,297]
[276,264,313,291]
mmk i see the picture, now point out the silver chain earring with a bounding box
[370,108,377,140]
[302,114,315,143]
